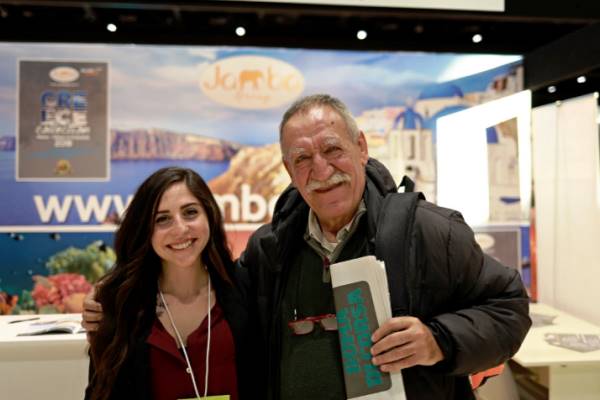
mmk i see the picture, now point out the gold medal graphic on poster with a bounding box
[54,159,72,176]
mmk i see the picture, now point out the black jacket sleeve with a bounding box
[236,228,273,398]
[416,203,531,375]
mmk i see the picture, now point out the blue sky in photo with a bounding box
[0,42,520,144]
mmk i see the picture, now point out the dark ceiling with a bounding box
[2,0,600,106]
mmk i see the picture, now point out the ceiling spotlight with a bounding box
[547,85,557,94]
[472,34,483,43]
[106,23,117,32]
[357,30,367,40]
[577,75,586,84]
[235,26,246,37]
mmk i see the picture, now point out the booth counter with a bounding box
[513,303,600,400]
[2,304,600,400]
[0,314,88,400]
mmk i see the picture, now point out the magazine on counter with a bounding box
[17,318,85,336]
[544,333,600,353]
[330,255,406,400]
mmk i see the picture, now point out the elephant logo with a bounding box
[238,69,264,91]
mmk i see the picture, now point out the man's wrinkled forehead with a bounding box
[287,135,343,157]
[285,105,349,137]
[289,105,342,126]
[304,106,327,121]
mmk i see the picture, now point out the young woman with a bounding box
[86,167,255,400]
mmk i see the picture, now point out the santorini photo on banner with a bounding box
[0,42,529,314]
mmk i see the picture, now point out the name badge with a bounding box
[180,396,230,400]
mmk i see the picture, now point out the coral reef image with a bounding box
[0,232,115,315]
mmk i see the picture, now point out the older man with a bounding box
[84,94,530,399]
[239,94,530,399]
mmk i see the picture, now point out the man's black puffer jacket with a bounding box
[239,158,531,399]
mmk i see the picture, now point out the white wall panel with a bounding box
[437,90,531,225]
[532,94,600,325]
[531,104,558,305]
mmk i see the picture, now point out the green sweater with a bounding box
[279,217,370,400]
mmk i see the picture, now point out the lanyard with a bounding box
[159,275,211,400]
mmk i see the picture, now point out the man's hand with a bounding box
[81,286,102,335]
[370,316,444,372]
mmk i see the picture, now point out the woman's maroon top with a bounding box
[147,302,239,400]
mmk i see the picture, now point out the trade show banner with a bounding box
[17,60,109,181]
[0,43,525,314]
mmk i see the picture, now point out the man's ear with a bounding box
[357,131,369,165]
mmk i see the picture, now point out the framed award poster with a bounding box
[17,60,109,181]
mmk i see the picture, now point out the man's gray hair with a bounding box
[279,94,360,145]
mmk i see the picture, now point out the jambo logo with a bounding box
[200,55,304,109]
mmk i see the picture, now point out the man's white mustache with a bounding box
[306,172,351,193]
